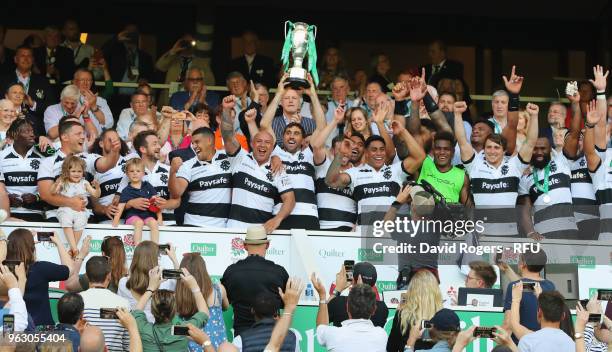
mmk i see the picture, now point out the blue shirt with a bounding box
[24,261,70,326]
[503,278,556,341]
[55,323,80,352]
[169,91,219,112]
[119,181,158,219]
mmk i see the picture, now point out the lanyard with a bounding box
[532,163,551,194]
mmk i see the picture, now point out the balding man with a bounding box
[540,102,567,147]
[80,325,106,352]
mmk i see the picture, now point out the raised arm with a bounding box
[94,138,121,173]
[49,232,76,276]
[264,278,304,352]
[391,121,426,175]
[220,95,242,156]
[501,65,524,155]
[181,268,210,317]
[311,106,345,165]
[518,103,540,162]
[584,100,602,172]
[564,86,582,159]
[590,65,609,149]
[325,140,352,188]
[304,74,327,135]
[311,273,329,326]
[260,74,288,131]
[136,266,162,310]
[509,282,533,339]
[372,100,396,163]
[414,69,452,134]
[453,101,474,162]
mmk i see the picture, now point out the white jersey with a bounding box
[570,155,599,224]
[117,160,173,222]
[344,161,410,225]
[96,155,136,207]
[0,145,43,214]
[175,151,232,228]
[272,146,319,226]
[37,149,100,219]
[315,157,356,230]
[226,148,293,229]
[464,151,527,236]
[589,147,612,240]
[518,150,578,239]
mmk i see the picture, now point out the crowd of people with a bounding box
[0,19,610,352]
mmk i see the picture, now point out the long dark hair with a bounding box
[175,253,213,317]
[6,228,36,274]
[89,129,129,156]
[101,236,127,290]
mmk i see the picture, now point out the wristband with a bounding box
[146,289,155,294]
[391,201,403,210]
[597,90,606,94]
[394,100,408,116]
[191,287,200,293]
[423,93,438,114]
[282,312,293,316]
[585,121,596,129]
[319,300,327,304]
[508,92,520,112]
[597,94,607,100]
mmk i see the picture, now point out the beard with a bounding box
[531,153,551,169]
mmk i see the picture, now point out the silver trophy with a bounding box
[281,21,319,89]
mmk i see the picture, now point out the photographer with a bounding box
[382,183,439,285]
[404,308,461,352]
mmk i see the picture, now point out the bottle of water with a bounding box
[305,283,314,301]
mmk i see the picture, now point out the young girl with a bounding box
[51,155,101,257]
[112,158,162,244]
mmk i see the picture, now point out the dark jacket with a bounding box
[328,295,389,328]
[421,59,464,88]
[221,255,289,337]
[101,36,154,83]
[386,309,435,352]
[229,54,276,88]
[1,71,54,135]
[0,47,16,76]
[240,318,296,352]
[33,46,76,84]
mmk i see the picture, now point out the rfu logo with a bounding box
[30,159,40,170]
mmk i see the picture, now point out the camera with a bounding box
[473,327,497,338]
[179,40,196,49]
[37,232,53,242]
[100,308,118,319]
[162,269,182,280]
[172,325,189,335]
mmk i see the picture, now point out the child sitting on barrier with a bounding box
[112,157,162,244]
[51,155,101,258]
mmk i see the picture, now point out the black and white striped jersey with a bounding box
[589,147,612,240]
[570,155,599,224]
[226,148,293,229]
[176,151,232,228]
[315,157,356,230]
[0,145,43,214]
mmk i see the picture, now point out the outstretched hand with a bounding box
[502,65,524,94]
[589,65,609,92]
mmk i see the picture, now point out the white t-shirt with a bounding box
[517,327,575,352]
[316,319,387,352]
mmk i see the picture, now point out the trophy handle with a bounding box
[311,25,317,39]
[284,21,290,37]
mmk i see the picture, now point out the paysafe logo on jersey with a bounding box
[191,243,217,256]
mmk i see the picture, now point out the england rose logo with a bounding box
[123,234,135,247]
[30,159,40,170]
[231,237,245,257]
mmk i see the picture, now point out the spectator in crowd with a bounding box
[387,270,442,351]
[516,291,575,352]
[61,20,95,69]
[176,253,228,350]
[489,90,510,134]
[4,229,79,326]
[102,24,154,115]
[260,74,324,147]
[44,84,100,140]
[116,90,154,140]
[229,31,276,89]
[0,262,28,332]
[33,26,75,85]
[4,83,45,136]
[446,261,497,306]
[236,81,265,144]
[328,262,389,328]
[156,33,215,106]
[502,248,555,341]
[352,69,368,100]
[118,241,179,322]
[516,110,530,152]
[0,25,15,76]
[369,53,393,93]
[344,106,375,141]
[221,226,289,337]
[169,67,219,113]
[55,292,85,352]
[126,120,152,152]
[221,98,296,231]
[132,266,210,351]
[168,126,232,228]
[323,77,354,141]
[22,34,44,49]
[421,40,464,87]
[404,308,461,352]
[578,80,596,118]
[79,325,107,352]
[232,290,299,351]
[311,109,359,230]
[326,120,424,225]
[259,278,304,352]
[0,118,46,221]
[226,71,251,122]
[72,68,114,130]
[80,256,130,351]
[540,102,566,147]
[1,45,53,132]
[312,274,388,352]
[0,98,16,146]
[37,119,120,222]
[359,81,384,117]
[553,128,567,153]
[318,46,349,90]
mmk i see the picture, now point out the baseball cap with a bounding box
[353,262,377,287]
[430,308,460,331]
[410,185,435,217]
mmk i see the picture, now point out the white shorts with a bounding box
[56,207,89,232]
